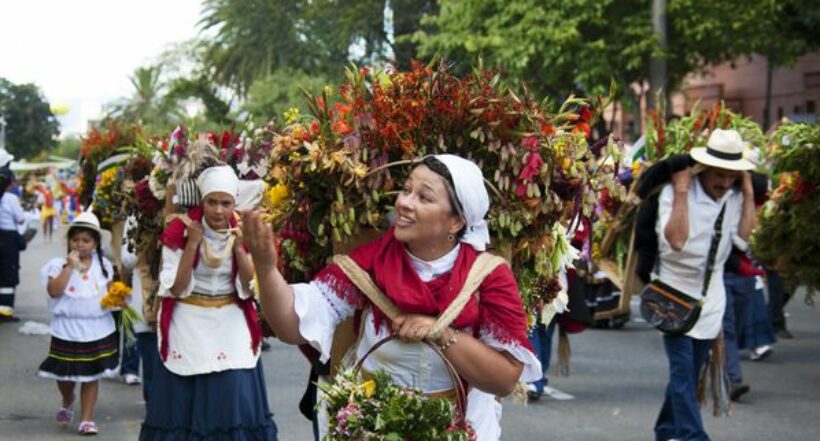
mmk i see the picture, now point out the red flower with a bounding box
[516,151,544,197]
[573,122,591,138]
[135,179,161,214]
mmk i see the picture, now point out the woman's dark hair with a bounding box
[67,226,108,279]
[419,156,467,239]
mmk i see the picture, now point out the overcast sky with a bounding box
[0,0,204,135]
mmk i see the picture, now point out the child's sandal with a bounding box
[77,421,98,436]
[56,407,74,426]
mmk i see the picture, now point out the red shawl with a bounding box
[157,206,262,362]
[315,227,533,350]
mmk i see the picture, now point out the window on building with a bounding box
[794,105,802,114]
[807,101,816,114]
[806,72,820,89]
[778,107,784,119]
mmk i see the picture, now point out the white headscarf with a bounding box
[196,165,239,201]
[433,154,491,251]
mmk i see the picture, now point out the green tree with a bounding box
[242,68,331,123]
[415,0,796,105]
[752,0,820,128]
[0,78,59,159]
[105,65,186,133]
[414,0,655,102]
[198,0,430,94]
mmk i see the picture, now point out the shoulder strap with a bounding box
[330,253,507,338]
[428,254,507,338]
[331,255,403,321]
[701,203,727,297]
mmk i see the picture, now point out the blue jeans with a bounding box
[766,270,789,331]
[137,332,159,403]
[655,334,713,441]
[527,319,556,397]
[722,273,747,384]
[121,337,141,376]
[739,284,776,350]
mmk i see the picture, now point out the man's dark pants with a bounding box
[655,334,713,441]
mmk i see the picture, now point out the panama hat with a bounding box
[690,129,755,171]
[69,211,102,236]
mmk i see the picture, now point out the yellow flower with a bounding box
[360,380,376,398]
[284,108,301,125]
[100,281,132,309]
[266,184,289,208]
[352,165,368,178]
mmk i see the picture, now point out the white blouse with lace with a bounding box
[157,220,258,376]
[292,245,541,441]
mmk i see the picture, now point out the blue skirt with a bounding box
[140,361,278,441]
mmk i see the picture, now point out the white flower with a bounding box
[148,169,166,200]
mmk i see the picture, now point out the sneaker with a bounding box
[0,315,20,323]
[750,345,773,361]
[525,383,540,401]
[122,373,141,385]
[56,407,74,426]
[77,421,98,436]
[730,383,750,401]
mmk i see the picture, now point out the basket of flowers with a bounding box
[319,336,474,441]
[260,61,618,311]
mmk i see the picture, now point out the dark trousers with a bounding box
[137,332,159,403]
[0,230,21,311]
[655,334,713,441]
[767,270,790,332]
[527,319,557,397]
[722,273,750,384]
[121,337,141,375]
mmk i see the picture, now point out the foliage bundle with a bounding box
[752,123,820,300]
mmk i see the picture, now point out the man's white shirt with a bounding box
[654,177,746,339]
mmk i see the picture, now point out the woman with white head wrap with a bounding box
[244,155,540,441]
[141,165,279,441]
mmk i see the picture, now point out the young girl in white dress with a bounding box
[38,211,117,435]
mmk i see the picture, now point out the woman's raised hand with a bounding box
[241,211,278,270]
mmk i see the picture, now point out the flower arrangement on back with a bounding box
[752,123,820,301]
[261,61,616,309]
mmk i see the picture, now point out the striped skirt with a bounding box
[38,332,120,382]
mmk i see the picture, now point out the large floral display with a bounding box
[752,123,820,300]
[257,62,619,310]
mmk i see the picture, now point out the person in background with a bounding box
[0,167,27,322]
[119,216,153,389]
[38,212,118,435]
[653,129,757,441]
[766,270,793,339]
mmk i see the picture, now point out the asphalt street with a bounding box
[1,232,818,440]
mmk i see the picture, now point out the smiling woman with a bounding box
[245,154,540,441]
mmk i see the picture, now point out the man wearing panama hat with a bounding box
[653,129,757,441]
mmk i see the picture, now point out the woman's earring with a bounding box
[447,233,455,242]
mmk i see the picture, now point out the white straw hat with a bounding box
[690,129,755,171]
[69,211,102,235]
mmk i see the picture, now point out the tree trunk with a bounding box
[647,0,668,110]
[763,58,774,131]
[391,0,437,69]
